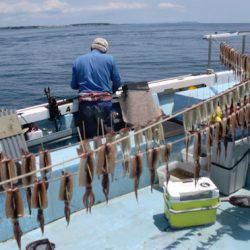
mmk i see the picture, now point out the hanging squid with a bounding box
[221,117,229,159]
[93,136,103,151]
[146,147,153,170]
[106,132,117,154]
[161,143,172,185]
[205,126,213,171]
[106,131,116,143]
[95,145,106,177]
[31,180,48,234]
[59,172,73,225]
[119,128,131,175]
[147,147,160,192]
[144,126,153,148]
[230,113,237,143]
[134,127,144,153]
[21,151,37,215]
[237,108,246,139]
[0,156,17,190]
[102,157,110,204]
[130,152,143,201]
[184,132,190,162]
[94,145,109,202]
[244,103,250,141]
[152,123,165,145]
[98,143,116,203]
[106,143,116,181]
[214,122,223,158]
[78,152,95,212]
[39,149,52,189]
[193,132,202,186]
[5,188,24,250]
[80,139,91,152]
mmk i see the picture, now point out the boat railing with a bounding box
[203,31,250,69]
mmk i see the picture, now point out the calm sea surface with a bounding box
[0,23,249,109]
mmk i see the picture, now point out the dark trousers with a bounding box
[78,100,112,139]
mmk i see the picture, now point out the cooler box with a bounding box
[210,137,249,195]
[163,177,219,228]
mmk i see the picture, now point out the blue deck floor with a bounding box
[1,186,250,250]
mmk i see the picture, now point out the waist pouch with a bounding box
[78,92,112,102]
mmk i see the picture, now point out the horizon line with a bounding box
[1,21,250,29]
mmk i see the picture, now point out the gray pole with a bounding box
[242,35,246,54]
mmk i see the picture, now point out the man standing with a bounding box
[71,38,122,139]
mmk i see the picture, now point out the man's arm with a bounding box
[111,59,122,93]
[70,63,79,90]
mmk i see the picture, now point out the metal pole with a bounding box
[208,36,212,69]
[242,35,246,54]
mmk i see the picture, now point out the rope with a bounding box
[0,80,248,187]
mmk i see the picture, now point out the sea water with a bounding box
[0,23,249,109]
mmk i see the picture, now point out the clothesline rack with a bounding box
[203,31,250,69]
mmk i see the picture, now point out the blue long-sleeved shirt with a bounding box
[70,50,121,94]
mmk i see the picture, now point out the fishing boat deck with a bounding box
[2,186,250,250]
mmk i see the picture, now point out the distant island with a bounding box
[0,23,113,30]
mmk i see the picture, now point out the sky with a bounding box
[0,0,250,27]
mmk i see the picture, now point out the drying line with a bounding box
[0,79,249,187]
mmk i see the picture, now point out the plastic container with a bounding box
[157,161,194,187]
[210,137,249,195]
[181,145,208,170]
[163,177,219,228]
[27,129,43,141]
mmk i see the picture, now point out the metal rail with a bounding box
[203,31,250,69]
[203,31,250,40]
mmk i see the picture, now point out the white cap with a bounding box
[91,37,109,53]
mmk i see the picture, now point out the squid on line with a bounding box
[143,127,153,147]
[95,145,106,177]
[230,113,237,144]
[147,147,160,192]
[31,180,48,234]
[130,153,143,201]
[119,128,131,175]
[101,143,116,202]
[93,144,110,203]
[93,136,103,151]
[152,123,165,145]
[221,118,229,159]
[161,143,172,184]
[205,126,213,171]
[59,172,73,226]
[193,132,202,186]
[134,127,144,153]
[184,132,190,162]
[5,188,24,250]
[80,139,91,152]
[106,143,116,181]
[78,152,95,212]
[102,170,110,204]
[39,149,52,190]
[214,122,223,159]
[105,131,117,144]
[237,108,246,139]
[0,156,17,190]
[21,151,37,215]
[244,103,250,141]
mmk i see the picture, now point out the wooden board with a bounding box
[0,114,23,139]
